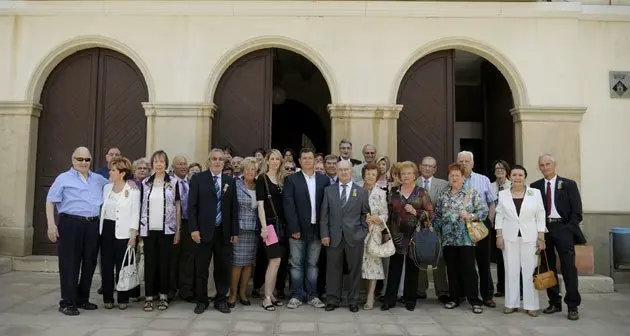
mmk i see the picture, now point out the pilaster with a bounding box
[143,103,216,165]
[511,106,586,184]
[327,104,402,161]
[0,101,42,256]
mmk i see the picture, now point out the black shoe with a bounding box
[349,304,359,313]
[214,301,231,314]
[438,295,450,304]
[276,291,286,300]
[251,289,261,298]
[194,302,208,314]
[239,298,252,306]
[227,301,236,309]
[380,303,393,311]
[567,310,579,321]
[405,303,416,311]
[416,293,427,299]
[482,299,496,308]
[325,304,338,311]
[181,296,196,303]
[543,305,562,314]
[97,287,103,295]
[58,306,80,316]
[494,292,505,298]
[167,290,177,301]
[398,297,406,304]
[77,302,98,310]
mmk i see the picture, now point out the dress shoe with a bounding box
[482,299,496,308]
[380,303,394,311]
[194,302,208,314]
[525,310,538,317]
[405,303,415,311]
[438,295,450,304]
[416,292,427,299]
[349,304,359,313]
[58,306,80,316]
[239,298,252,306]
[214,301,231,314]
[503,307,517,314]
[567,310,579,321]
[494,291,505,297]
[543,305,562,314]
[325,304,338,311]
[77,302,98,310]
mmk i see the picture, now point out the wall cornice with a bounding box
[0,101,42,118]
[328,104,403,120]
[510,106,586,123]
[142,103,217,118]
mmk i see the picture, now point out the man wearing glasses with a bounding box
[352,144,377,183]
[284,161,297,175]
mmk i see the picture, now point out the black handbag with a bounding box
[408,212,441,270]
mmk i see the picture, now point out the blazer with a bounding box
[283,171,330,239]
[495,188,546,243]
[338,157,362,166]
[416,177,449,208]
[530,175,586,244]
[320,182,371,248]
[188,170,238,243]
[99,183,141,239]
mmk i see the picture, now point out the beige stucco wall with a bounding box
[0,1,629,259]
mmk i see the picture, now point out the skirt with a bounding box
[233,229,257,266]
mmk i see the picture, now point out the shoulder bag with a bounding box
[116,245,140,292]
[263,175,284,244]
[409,210,441,270]
[366,221,396,258]
[462,190,489,243]
[533,250,558,290]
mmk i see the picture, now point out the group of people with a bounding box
[45,139,583,321]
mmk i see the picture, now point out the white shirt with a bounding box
[545,175,562,219]
[338,181,353,203]
[149,184,165,230]
[103,190,121,221]
[303,172,317,224]
[420,177,432,191]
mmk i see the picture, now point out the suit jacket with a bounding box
[188,170,238,243]
[320,182,371,248]
[416,177,449,208]
[531,176,586,244]
[283,171,330,239]
[99,183,141,239]
[495,188,546,243]
[338,157,362,166]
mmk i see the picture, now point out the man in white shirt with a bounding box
[352,144,377,183]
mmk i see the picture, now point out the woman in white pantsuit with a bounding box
[495,165,546,317]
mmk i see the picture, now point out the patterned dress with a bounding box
[388,185,433,254]
[361,186,389,280]
[431,185,488,247]
[233,179,259,266]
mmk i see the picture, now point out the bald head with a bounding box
[172,155,188,179]
[337,160,353,184]
[72,146,92,175]
[362,144,377,163]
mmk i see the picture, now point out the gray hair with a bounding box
[339,139,353,147]
[538,154,556,164]
[337,160,353,169]
[457,151,474,161]
[421,156,437,166]
[71,146,91,161]
[172,155,188,166]
[240,156,258,171]
[363,144,376,152]
[133,157,150,168]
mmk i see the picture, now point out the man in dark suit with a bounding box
[188,148,239,314]
[283,148,330,309]
[320,160,370,312]
[531,154,584,321]
[338,139,362,166]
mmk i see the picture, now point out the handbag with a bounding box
[408,214,441,270]
[366,221,396,258]
[462,190,489,243]
[116,245,140,292]
[533,250,558,290]
[263,175,284,240]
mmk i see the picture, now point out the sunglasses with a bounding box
[285,166,296,171]
[74,157,91,162]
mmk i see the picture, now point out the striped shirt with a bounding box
[464,172,496,210]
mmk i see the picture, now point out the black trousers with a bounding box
[253,236,289,292]
[194,226,232,304]
[545,222,581,309]
[383,253,420,307]
[100,219,131,303]
[174,219,196,299]
[144,230,174,298]
[444,246,482,306]
[317,246,327,296]
[57,214,100,308]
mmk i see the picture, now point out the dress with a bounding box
[255,174,285,260]
[233,180,259,266]
[361,186,389,280]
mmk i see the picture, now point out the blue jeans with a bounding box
[289,238,321,301]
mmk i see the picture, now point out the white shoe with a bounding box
[286,298,302,309]
[307,297,325,308]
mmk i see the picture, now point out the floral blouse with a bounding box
[388,185,433,253]
[432,185,488,247]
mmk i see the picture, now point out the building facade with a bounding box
[0,1,629,276]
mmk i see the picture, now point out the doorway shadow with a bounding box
[272,99,328,154]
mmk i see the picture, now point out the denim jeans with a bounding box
[289,238,321,301]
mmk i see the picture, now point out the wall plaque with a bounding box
[610,71,630,99]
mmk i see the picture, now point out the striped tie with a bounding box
[214,176,222,226]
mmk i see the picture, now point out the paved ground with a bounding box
[0,271,629,336]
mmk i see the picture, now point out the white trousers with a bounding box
[502,238,539,310]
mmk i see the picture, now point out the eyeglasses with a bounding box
[364,152,375,155]
[285,166,296,171]
[74,157,91,162]
[420,164,436,168]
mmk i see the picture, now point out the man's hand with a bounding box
[191,231,201,244]
[47,225,59,243]
[292,232,301,240]
[321,237,330,247]
[173,231,181,245]
[230,236,238,244]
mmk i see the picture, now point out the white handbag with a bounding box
[366,223,396,258]
[116,246,140,292]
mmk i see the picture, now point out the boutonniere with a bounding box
[526,189,533,197]
[124,190,129,198]
[352,189,357,197]
[223,183,229,193]
[558,180,564,190]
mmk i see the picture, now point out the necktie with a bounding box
[423,179,429,190]
[545,181,552,217]
[341,184,348,205]
[181,180,189,219]
[214,176,222,226]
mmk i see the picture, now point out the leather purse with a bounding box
[366,220,396,258]
[533,250,558,290]
[462,190,489,243]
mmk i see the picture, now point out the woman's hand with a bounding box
[260,226,268,239]
[496,236,504,250]
[173,231,181,245]
[536,239,546,253]
[404,204,417,216]
[459,210,471,221]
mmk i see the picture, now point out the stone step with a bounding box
[8,255,615,293]
[0,256,11,275]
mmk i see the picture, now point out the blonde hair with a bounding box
[376,155,391,173]
[398,160,419,178]
[259,149,285,186]
[241,157,258,173]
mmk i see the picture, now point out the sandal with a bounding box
[271,297,283,306]
[119,303,128,310]
[262,298,276,311]
[157,299,169,311]
[143,301,154,312]
[472,305,483,314]
[104,302,114,309]
[444,301,459,309]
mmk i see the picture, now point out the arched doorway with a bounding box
[32,47,148,255]
[212,48,332,157]
[396,49,515,178]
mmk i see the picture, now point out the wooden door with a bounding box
[212,49,273,157]
[482,60,515,168]
[33,48,148,255]
[397,50,455,179]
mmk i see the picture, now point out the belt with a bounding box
[546,218,563,223]
[60,213,99,222]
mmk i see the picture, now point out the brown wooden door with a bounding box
[482,60,515,168]
[212,49,273,157]
[33,48,148,255]
[397,50,455,179]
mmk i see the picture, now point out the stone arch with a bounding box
[205,35,339,104]
[390,37,528,108]
[26,35,155,102]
